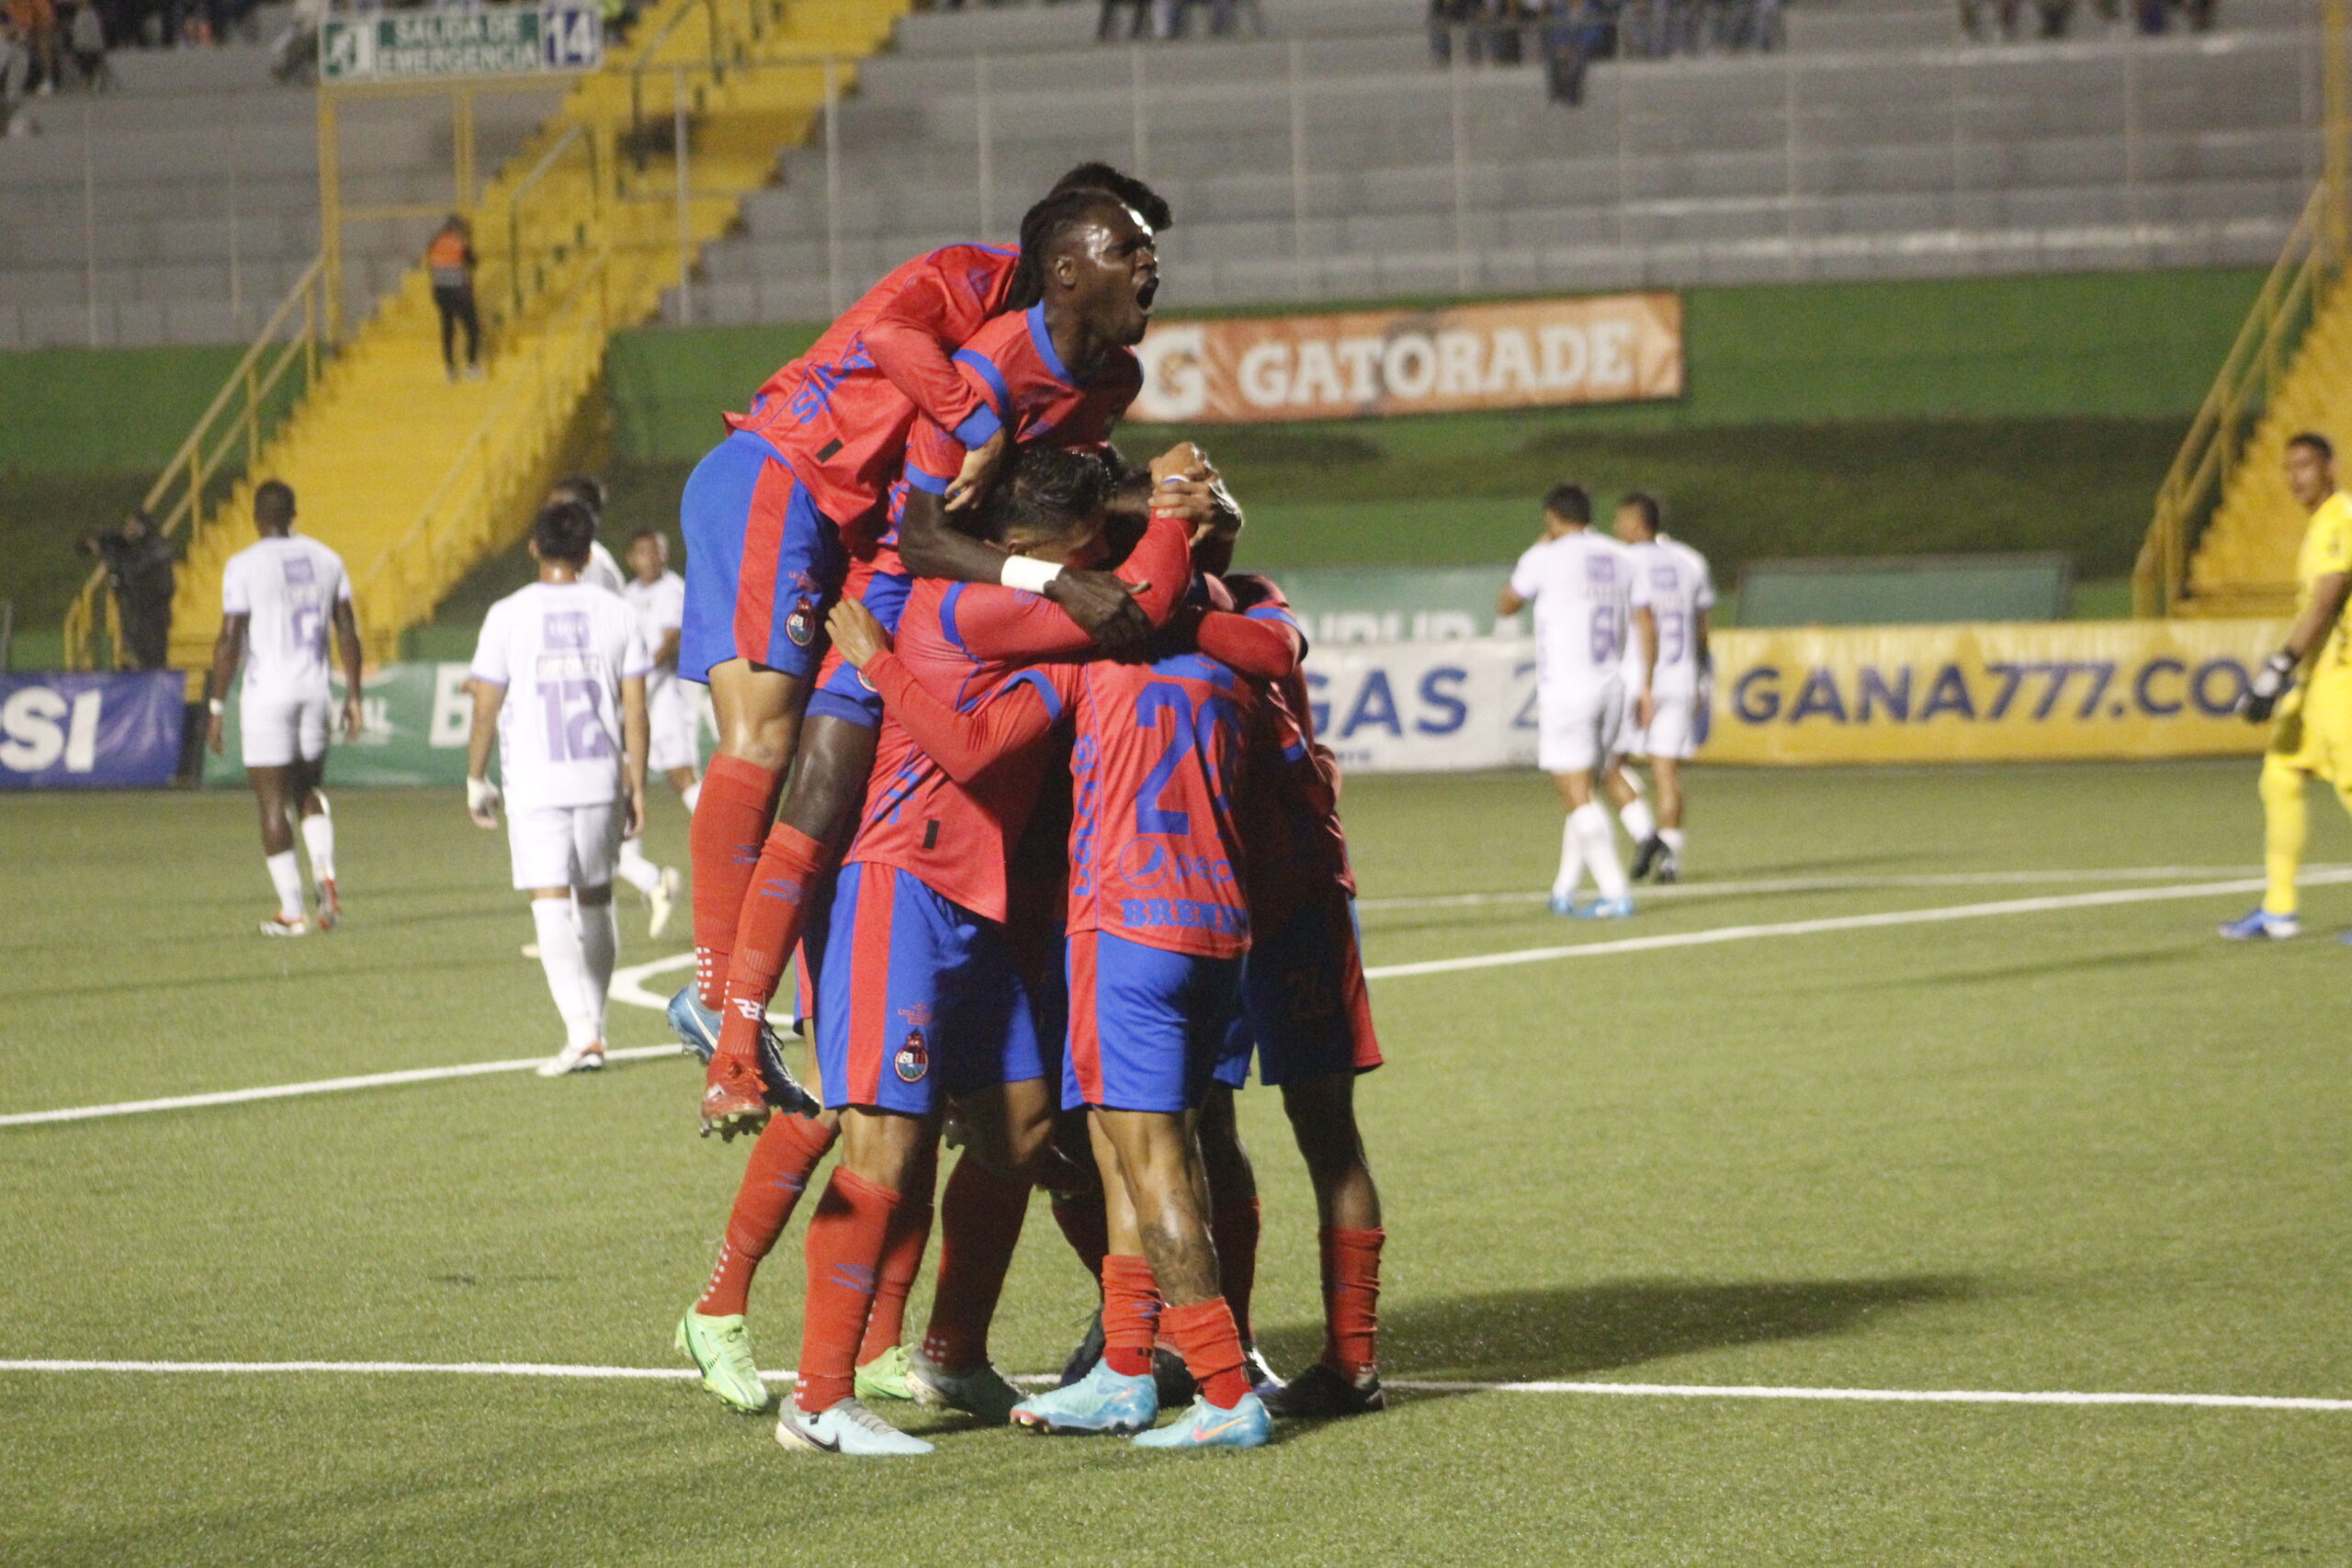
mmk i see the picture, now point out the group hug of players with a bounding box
[605,164,1389,1454]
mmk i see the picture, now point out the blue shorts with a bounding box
[1224,893,1384,1089]
[678,430,847,684]
[1064,928,1243,1113]
[806,860,1046,1115]
[807,565,915,729]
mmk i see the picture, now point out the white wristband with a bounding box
[1000,555,1063,595]
[466,776,501,813]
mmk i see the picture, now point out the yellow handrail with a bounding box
[63,257,330,670]
[2134,180,2345,616]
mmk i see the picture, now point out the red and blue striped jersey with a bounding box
[1069,643,1258,960]
[900,302,1143,506]
[726,243,1020,538]
[1222,575,1356,920]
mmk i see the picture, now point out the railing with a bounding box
[63,257,330,671]
[2133,178,2346,616]
[355,249,614,641]
[628,0,728,172]
[487,121,605,326]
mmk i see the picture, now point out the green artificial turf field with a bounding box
[4,760,2349,1566]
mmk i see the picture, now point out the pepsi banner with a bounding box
[0,672,187,789]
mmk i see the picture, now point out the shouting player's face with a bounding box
[1060,203,1159,348]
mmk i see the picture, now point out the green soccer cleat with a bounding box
[1011,1359,1159,1435]
[674,1310,772,1415]
[855,1343,913,1403]
[906,1348,1023,1426]
[1133,1392,1272,1450]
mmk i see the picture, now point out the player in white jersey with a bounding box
[204,480,365,937]
[1607,492,1714,883]
[548,472,629,598]
[1498,482,1655,919]
[610,528,696,936]
[465,500,653,1077]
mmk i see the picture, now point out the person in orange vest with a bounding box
[427,215,483,382]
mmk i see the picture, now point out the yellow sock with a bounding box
[2259,757,2308,917]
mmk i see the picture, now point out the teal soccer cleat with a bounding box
[667,986,821,1116]
[1576,896,1635,919]
[1132,1392,1272,1450]
[1010,1359,1158,1435]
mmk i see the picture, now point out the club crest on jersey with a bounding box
[895,1029,929,1084]
[786,596,819,648]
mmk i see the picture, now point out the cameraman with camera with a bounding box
[78,508,175,671]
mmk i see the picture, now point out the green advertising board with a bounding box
[320,4,602,83]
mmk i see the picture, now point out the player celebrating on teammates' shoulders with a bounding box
[1606,491,1713,884]
[463,500,653,1078]
[681,175,1170,1141]
[2224,432,2352,941]
[1499,482,1655,919]
[673,165,1172,1140]
[613,527,689,937]
[205,479,364,937]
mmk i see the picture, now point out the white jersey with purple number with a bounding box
[1622,535,1714,698]
[1510,530,1645,690]
[470,581,651,810]
[220,534,351,704]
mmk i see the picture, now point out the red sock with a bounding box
[1049,1186,1108,1284]
[1161,1297,1250,1409]
[794,1168,900,1413]
[855,1200,933,1368]
[1322,1225,1385,1380]
[717,824,832,1062]
[1101,1254,1160,1379]
[690,756,782,1009]
[695,1113,839,1316]
[1210,1190,1261,1342]
[921,1154,1033,1373]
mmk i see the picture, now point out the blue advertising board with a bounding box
[0,672,186,789]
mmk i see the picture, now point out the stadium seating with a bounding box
[673,0,2317,323]
[0,13,562,350]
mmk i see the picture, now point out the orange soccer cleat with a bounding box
[700,1051,774,1141]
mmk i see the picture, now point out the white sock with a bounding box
[1572,802,1629,900]
[615,836,662,897]
[266,851,305,920]
[1660,827,1686,859]
[576,895,617,1042]
[1552,813,1586,901]
[531,899,599,1050]
[300,801,335,884]
[681,780,701,813]
[1619,795,1657,845]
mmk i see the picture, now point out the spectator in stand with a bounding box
[426,215,485,383]
[1541,0,1614,101]
[269,0,324,82]
[79,509,176,671]
[9,0,57,93]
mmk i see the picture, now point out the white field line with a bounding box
[1359,870,2352,982]
[1354,864,2351,913]
[5,868,2328,1129]
[0,1359,2344,1413]
[0,1045,685,1128]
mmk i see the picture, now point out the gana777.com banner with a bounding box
[1132,294,1683,424]
[1299,619,2283,772]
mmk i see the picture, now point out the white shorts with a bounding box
[1624,691,1701,761]
[1538,679,1625,775]
[242,694,330,769]
[648,679,698,775]
[507,801,624,891]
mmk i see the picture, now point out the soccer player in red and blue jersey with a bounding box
[687,183,1168,1141]
[768,450,1193,1455]
[670,165,1170,1141]
[1216,572,1389,1418]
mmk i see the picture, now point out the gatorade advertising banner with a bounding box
[1131,294,1683,424]
[1296,619,2281,773]
[203,664,716,787]
[0,671,186,789]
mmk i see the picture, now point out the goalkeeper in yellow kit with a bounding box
[2222,432,2352,941]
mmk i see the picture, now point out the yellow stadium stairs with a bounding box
[2139,177,2352,618]
[134,0,907,669]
